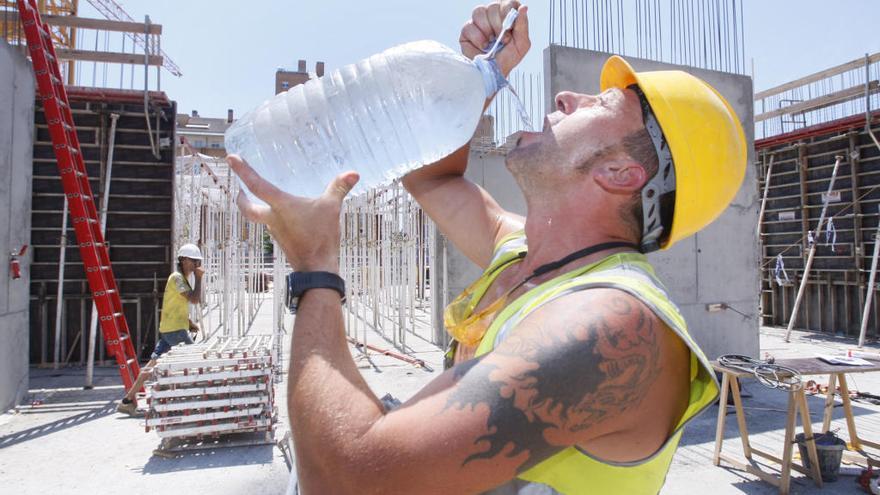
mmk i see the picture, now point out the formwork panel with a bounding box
[28,92,177,366]
[758,114,880,337]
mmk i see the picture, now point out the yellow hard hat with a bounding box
[600,55,747,250]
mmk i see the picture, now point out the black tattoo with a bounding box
[444,293,662,471]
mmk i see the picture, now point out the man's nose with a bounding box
[554,91,598,114]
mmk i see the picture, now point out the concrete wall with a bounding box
[0,40,35,412]
[440,46,759,359]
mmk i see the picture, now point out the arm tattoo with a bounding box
[444,294,662,471]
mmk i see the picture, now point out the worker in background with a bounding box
[117,243,205,416]
[227,0,746,492]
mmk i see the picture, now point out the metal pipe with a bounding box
[785,156,843,342]
[53,197,69,369]
[756,153,776,238]
[142,15,160,160]
[866,53,880,153]
[859,206,880,347]
[85,113,119,388]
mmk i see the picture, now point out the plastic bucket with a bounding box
[795,432,847,482]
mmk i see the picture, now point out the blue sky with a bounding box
[80,1,880,119]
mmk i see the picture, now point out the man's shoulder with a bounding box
[487,287,686,458]
[166,272,191,293]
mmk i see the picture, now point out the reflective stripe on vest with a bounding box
[470,234,719,495]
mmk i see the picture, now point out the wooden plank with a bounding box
[4,13,162,34]
[756,52,880,99]
[837,374,863,449]
[796,390,824,487]
[751,448,816,477]
[713,372,730,465]
[717,453,782,487]
[774,357,880,374]
[756,81,880,122]
[821,373,838,432]
[779,390,799,495]
[729,376,753,458]
[55,48,163,66]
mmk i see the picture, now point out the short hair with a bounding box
[620,127,660,240]
[576,127,660,239]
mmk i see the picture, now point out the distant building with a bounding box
[176,109,234,157]
[275,59,324,95]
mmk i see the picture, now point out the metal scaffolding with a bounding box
[175,143,284,354]
[340,182,441,353]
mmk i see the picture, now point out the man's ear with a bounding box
[591,159,648,194]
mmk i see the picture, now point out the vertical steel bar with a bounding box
[786,156,843,342]
[858,208,880,347]
[85,112,119,388]
[53,197,69,369]
[756,154,776,238]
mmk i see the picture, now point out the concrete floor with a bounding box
[0,296,444,495]
[663,327,880,495]
[3,296,880,494]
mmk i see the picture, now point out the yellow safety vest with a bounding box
[459,232,719,494]
[158,272,191,333]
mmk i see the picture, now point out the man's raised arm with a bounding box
[402,1,530,268]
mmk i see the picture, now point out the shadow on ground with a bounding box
[0,399,117,449]
[679,378,880,448]
[137,444,276,474]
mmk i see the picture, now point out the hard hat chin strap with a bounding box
[630,85,676,253]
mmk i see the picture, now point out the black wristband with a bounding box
[286,271,346,313]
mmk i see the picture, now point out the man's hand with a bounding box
[227,154,358,273]
[194,266,206,278]
[189,320,200,333]
[460,1,530,77]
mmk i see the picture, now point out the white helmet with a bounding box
[177,243,203,260]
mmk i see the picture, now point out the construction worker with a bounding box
[227,1,746,492]
[117,243,205,416]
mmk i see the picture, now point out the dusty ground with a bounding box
[3,297,880,494]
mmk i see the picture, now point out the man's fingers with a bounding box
[486,2,502,36]
[471,5,492,45]
[226,154,286,205]
[236,191,272,224]
[511,5,530,54]
[460,21,489,57]
[323,171,359,203]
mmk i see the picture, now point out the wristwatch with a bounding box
[286,271,346,314]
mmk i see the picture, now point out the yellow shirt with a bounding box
[158,272,191,333]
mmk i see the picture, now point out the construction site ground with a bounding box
[4,296,880,494]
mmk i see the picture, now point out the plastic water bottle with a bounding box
[225,13,525,199]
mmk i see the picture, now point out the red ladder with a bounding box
[17,0,140,390]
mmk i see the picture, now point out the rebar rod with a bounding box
[53,197,68,369]
[85,112,119,388]
[858,208,880,348]
[785,156,843,342]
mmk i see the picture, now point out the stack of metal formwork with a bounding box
[144,336,277,453]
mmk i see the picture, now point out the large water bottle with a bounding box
[225,13,522,199]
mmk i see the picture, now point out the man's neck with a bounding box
[519,206,638,276]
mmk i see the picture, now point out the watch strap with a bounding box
[287,271,346,308]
